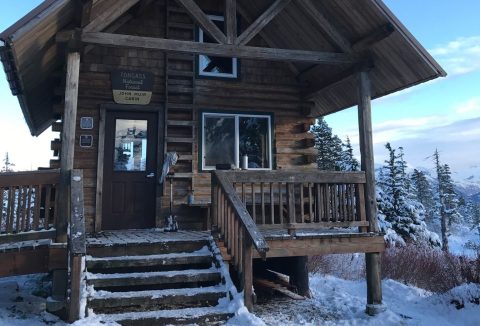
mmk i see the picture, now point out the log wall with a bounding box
[52,0,316,232]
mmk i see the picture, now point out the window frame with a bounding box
[200,111,273,171]
[196,14,239,79]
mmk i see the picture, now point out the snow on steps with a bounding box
[86,247,213,270]
[85,236,234,324]
[99,306,231,325]
[89,286,227,312]
[86,267,222,288]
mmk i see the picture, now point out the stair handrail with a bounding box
[212,170,269,258]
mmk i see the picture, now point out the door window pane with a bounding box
[114,119,148,171]
[239,117,270,169]
[204,116,235,168]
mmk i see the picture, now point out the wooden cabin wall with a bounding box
[51,0,315,232]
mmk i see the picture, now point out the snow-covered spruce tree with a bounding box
[411,169,436,225]
[433,150,462,251]
[340,137,359,171]
[377,143,440,246]
[310,118,343,171]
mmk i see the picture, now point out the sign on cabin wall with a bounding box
[111,70,153,105]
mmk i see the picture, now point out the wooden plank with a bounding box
[296,0,351,53]
[242,236,253,311]
[300,183,304,223]
[82,0,140,33]
[251,183,256,222]
[259,221,369,231]
[278,182,283,224]
[261,183,265,225]
[68,255,83,322]
[270,183,274,224]
[95,108,106,232]
[81,32,357,65]
[0,229,56,244]
[235,0,291,46]
[254,278,305,300]
[33,186,41,230]
[175,0,227,44]
[0,247,50,277]
[225,171,366,184]
[70,170,86,255]
[287,183,295,225]
[0,170,60,187]
[254,235,385,258]
[235,3,299,75]
[225,0,237,45]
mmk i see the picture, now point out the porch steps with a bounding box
[85,233,234,325]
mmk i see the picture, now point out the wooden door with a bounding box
[102,111,158,230]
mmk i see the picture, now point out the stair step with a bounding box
[89,286,226,312]
[86,268,221,288]
[98,306,233,325]
[87,239,208,257]
[86,249,212,270]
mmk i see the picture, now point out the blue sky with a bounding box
[1,1,479,177]
[326,0,480,179]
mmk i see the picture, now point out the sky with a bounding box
[0,1,479,178]
[325,0,480,180]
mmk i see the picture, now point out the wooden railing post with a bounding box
[68,169,86,322]
[242,235,253,311]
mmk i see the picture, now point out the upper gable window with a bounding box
[197,15,239,79]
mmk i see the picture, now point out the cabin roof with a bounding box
[0,0,446,136]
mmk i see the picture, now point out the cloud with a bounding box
[429,36,480,76]
[454,96,480,114]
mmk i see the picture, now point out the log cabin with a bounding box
[0,0,445,323]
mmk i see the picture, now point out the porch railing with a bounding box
[0,169,60,242]
[225,170,368,234]
[211,170,269,310]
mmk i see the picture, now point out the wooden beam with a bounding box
[81,32,357,65]
[57,52,81,243]
[175,0,227,44]
[235,0,291,46]
[225,0,237,44]
[236,3,299,75]
[82,0,140,33]
[303,66,357,99]
[78,0,93,28]
[302,58,374,99]
[352,23,395,52]
[296,0,351,53]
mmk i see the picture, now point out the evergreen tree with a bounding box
[433,150,462,251]
[340,137,359,171]
[377,143,440,246]
[1,153,15,173]
[310,118,342,170]
[411,169,436,224]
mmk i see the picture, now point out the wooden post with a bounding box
[357,69,384,315]
[68,169,86,322]
[49,51,80,318]
[57,51,81,242]
[242,235,253,311]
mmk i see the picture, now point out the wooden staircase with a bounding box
[85,231,234,325]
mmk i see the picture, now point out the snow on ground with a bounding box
[253,275,480,326]
[1,273,478,326]
[449,224,480,258]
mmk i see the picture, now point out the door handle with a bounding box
[146,172,155,178]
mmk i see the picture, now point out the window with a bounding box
[197,15,238,79]
[201,112,272,170]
